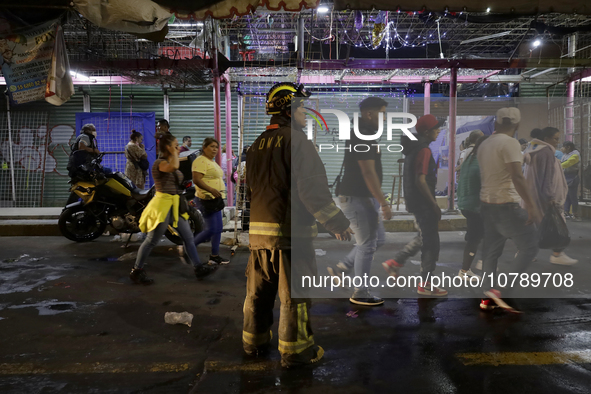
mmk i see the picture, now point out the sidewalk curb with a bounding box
[0,220,62,236]
[0,217,467,237]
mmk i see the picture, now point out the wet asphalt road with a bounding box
[1,223,591,394]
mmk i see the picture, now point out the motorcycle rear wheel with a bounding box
[164,207,204,245]
[59,205,107,242]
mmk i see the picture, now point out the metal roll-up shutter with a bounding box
[519,83,567,97]
[409,97,513,117]
[310,92,405,197]
[224,91,240,158]
[88,85,164,118]
[169,90,227,150]
[409,97,449,118]
[238,87,405,197]
[240,93,266,155]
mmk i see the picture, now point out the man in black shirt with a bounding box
[328,97,392,306]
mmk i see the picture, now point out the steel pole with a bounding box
[225,78,234,206]
[447,68,458,211]
[424,82,431,115]
[5,98,17,205]
[212,19,222,166]
[566,81,575,142]
[296,15,304,83]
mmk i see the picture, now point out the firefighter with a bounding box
[242,83,353,368]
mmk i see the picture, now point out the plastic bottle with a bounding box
[164,311,193,327]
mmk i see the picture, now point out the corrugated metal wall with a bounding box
[0,85,245,206]
[409,97,513,117]
[168,90,239,156]
[519,83,567,97]
[87,85,165,118]
[239,89,406,196]
[1,82,572,207]
[314,92,406,197]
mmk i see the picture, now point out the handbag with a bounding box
[126,144,149,171]
[200,197,225,215]
[538,204,570,250]
[138,158,150,171]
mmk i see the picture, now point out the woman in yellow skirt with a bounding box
[129,134,216,284]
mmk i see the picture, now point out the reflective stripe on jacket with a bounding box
[246,115,349,249]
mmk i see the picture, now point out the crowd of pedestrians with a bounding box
[70,88,583,367]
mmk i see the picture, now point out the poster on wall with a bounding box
[0,20,74,106]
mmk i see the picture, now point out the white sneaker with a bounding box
[458,269,481,280]
[550,252,578,265]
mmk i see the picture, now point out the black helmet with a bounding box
[265,83,311,115]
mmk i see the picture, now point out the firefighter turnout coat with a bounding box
[246,115,350,249]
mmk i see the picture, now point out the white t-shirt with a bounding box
[477,133,523,204]
[460,146,473,162]
[457,146,474,170]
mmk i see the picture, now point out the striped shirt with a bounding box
[152,159,183,195]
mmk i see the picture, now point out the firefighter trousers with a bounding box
[242,242,321,367]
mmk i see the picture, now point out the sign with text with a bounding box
[1,20,73,106]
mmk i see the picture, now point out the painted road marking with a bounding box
[0,362,192,375]
[457,350,591,366]
[205,360,277,372]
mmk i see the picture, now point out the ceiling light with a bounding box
[169,22,203,27]
[317,6,329,13]
[533,40,541,47]
[70,71,90,81]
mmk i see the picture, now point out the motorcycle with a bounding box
[59,153,203,244]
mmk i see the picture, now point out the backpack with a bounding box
[67,134,96,176]
[70,133,98,153]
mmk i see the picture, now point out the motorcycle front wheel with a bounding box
[59,205,107,242]
[164,207,204,245]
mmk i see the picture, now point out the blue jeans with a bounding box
[339,196,385,291]
[480,202,539,292]
[135,209,203,268]
[193,199,224,256]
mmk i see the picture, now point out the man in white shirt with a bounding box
[477,108,542,313]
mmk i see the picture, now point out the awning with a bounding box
[155,0,318,20]
[333,1,590,15]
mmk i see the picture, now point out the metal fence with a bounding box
[0,110,50,207]
[549,97,591,201]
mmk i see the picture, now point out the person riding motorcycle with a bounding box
[68,123,100,177]
[242,82,352,368]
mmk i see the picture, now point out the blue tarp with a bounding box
[75,112,156,187]
[430,116,496,169]
[456,116,496,136]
